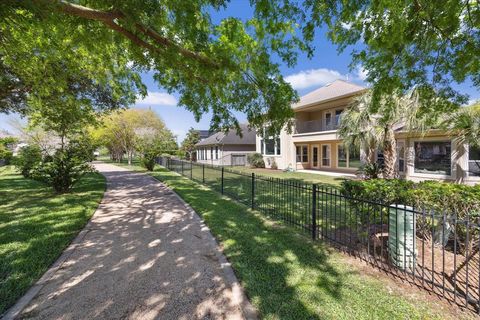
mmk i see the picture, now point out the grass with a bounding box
[99,155,347,186]
[227,166,349,186]
[110,161,461,319]
[0,166,106,315]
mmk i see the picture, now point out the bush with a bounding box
[31,139,95,193]
[0,146,13,165]
[340,178,480,252]
[341,179,414,205]
[269,158,278,170]
[140,151,157,171]
[247,153,265,168]
[357,162,383,179]
[13,145,43,178]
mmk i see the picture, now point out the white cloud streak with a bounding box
[136,91,178,107]
[285,68,346,90]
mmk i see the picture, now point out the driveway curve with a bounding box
[11,163,256,320]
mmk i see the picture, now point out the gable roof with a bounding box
[195,124,256,146]
[293,80,367,110]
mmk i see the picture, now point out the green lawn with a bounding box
[111,161,464,319]
[0,166,106,315]
[228,166,349,186]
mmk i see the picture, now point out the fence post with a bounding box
[181,160,184,175]
[312,184,317,240]
[251,173,255,209]
[190,160,193,180]
[202,164,205,183]
[221,167,224,194]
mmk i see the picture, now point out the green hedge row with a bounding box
[340,179,480,220]
[341,179,480,252]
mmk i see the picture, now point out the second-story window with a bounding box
[335,109,343,126]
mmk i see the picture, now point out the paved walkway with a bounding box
[11,163,255,320]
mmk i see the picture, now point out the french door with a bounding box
[312,145,319,169]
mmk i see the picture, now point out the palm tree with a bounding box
[443,103,480,174]
[444,103,480,147]
[339,89,431,179]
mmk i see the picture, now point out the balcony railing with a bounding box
[294,119,339,134]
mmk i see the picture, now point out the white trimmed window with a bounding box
[414,141,451,175]
[261,137,281,156]
[469,145,480,177]
[296,145,308,163]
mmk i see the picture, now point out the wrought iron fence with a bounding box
[158,156,480,313]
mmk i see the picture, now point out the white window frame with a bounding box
[411,138,454,179]
[296,144,309,163]
[261,137,281,156]
[397,140,406,174]
[337,144,348,168]
[467,144,480,179]
[311,144,320,168]
[321,144,331,168]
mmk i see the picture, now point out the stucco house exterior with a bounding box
[256,79,480,185]
[195,124,256,166]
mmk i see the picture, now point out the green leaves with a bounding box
[1,0,316,133]
[321,0,478,109]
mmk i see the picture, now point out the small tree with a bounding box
[181,128,200,161]
[31,136,95,193]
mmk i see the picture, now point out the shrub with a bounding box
[341,179,414,205]
[13,145,43,178]
[357,162,383,179]
[270,158,278,170]
[140,151,157,171]
[0,146,13,165]
[31,139,95,193]
[247,153,265,168]
[341,178,480,252]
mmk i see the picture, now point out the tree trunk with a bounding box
[383,127,397,179]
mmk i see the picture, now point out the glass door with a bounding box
[321,144,331,167]
[312,145,319,169]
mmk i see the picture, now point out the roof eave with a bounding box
[293,88,368,112]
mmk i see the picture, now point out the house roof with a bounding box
[195,124,256,146]
[195,130,212,140]
[293,80,367,110]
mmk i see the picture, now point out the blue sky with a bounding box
[1,0,478,142]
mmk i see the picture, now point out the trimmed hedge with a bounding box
[341,179,480,251]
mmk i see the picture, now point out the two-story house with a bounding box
[256,80,480,185]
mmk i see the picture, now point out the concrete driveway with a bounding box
[8,163,256,320]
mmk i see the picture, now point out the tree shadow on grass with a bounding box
[153,171,353,319]
[0,172,105,314]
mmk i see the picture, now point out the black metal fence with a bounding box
[158,157,480,313]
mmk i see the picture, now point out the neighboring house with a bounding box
[256,79,480,185]
[195,124,256,166]
[195,130,213,141]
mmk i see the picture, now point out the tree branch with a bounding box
[37,0,220,68]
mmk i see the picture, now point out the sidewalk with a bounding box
[7,163,255,320]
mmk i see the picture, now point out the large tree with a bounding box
[0,0,324,133]
[321,0,479,110]
[93,109,176,165]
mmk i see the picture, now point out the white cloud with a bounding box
[285,68,346,90]
[136,91,178,107]
[467,98,479,106]
[355,66,368,81]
